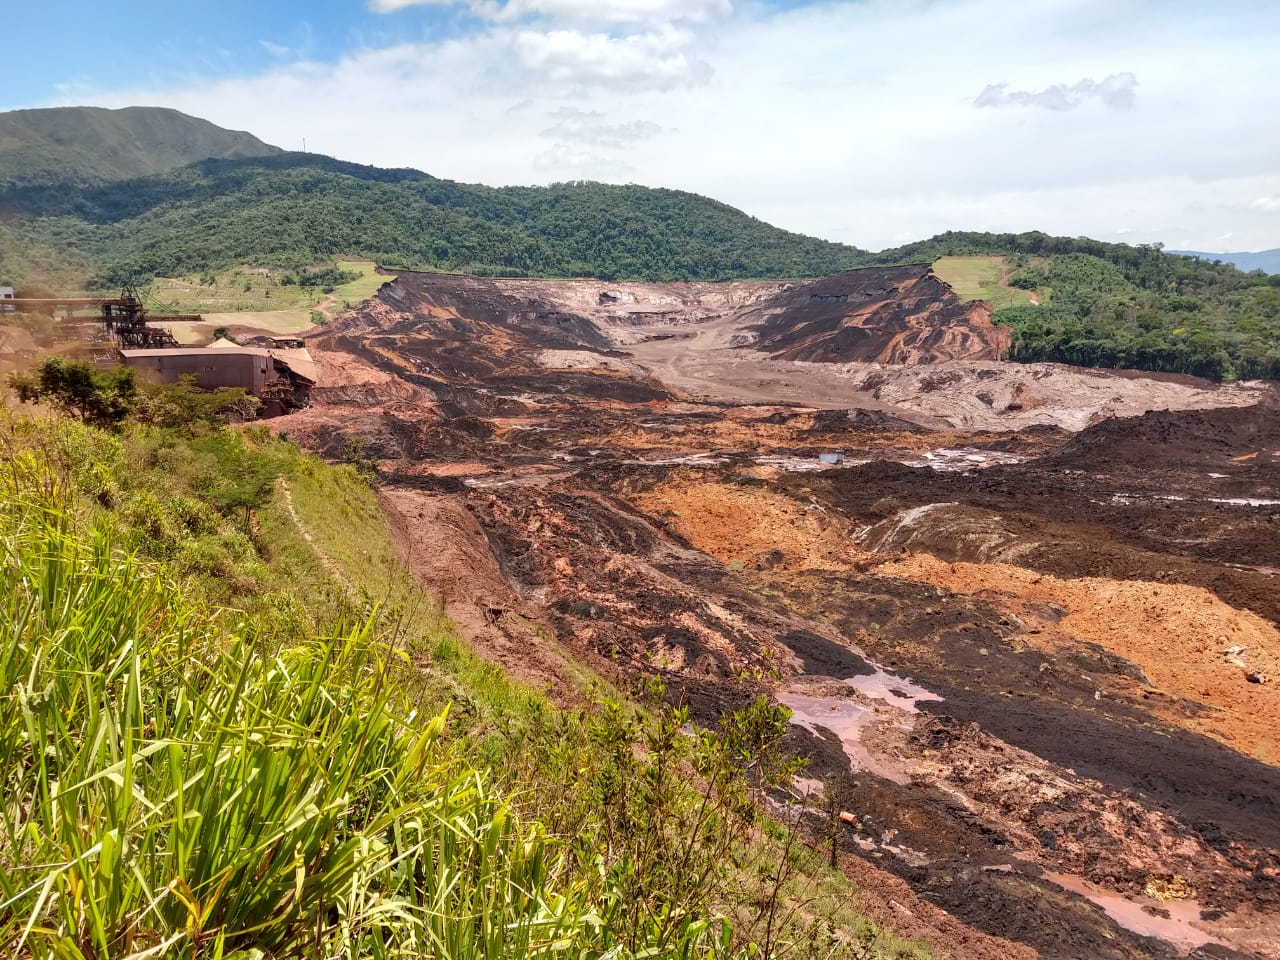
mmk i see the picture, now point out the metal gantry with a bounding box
[0,284,200,347]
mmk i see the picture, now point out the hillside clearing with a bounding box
[932,255,1037,307]
[150,259,395,343]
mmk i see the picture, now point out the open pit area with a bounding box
[275,266,1280,960]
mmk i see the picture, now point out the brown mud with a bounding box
[273,269,1280,960]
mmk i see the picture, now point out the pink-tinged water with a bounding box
[777,692,909,783]
[779,659,943,783]
[1043,873,1227,954]
[844,672,943,713]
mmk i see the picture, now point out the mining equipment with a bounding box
[0,284,199,347]
[2,283,315,414]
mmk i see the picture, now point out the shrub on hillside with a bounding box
[8,356,136,427]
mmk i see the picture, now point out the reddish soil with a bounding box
[745,265,1010,364]
[379,488,585,703]
[878,556,1280,764]
[272,270,1280,960]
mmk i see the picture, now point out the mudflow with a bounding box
[278,264,1280,960]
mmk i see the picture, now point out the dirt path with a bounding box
[276,477,359,602]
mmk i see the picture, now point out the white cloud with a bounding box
[513,26,710,90]
[368,0,451,12]
[49,0,1280,251]
[542,107,662,146]
[533,142,634,177]
[975,72,1138,110]
[259,39,292,58]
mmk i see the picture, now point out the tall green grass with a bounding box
[0,409,932,960]
[0,454,737,958]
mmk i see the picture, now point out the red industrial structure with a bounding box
[118,345,316,415]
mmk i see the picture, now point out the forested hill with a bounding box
[889,232,1280,381]
[0,113,1275,380]
[0,151,869,286]
[0,106,282,190]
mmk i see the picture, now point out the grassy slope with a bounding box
[0,406,931,960]
[0,105,280,189]
[932,255,1037,308]
[271,448,934,959]
[151,259,396,342]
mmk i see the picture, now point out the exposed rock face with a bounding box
[326,265,1008,380]
[743,265,1011,363]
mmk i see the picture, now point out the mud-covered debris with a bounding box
[1145,875,1196,902]
[266,273,1280,960]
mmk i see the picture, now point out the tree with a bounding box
[8,356,136,427]
[206,458,275,530]
[132,376,261,428]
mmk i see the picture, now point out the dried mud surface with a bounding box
[273,270,1280,960]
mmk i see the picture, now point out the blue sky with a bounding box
[4,1,1278,252]
[4,1,465,107]
[2,1,818,108]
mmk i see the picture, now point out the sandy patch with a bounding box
[632,481,864,572]
[881,555,1280,764]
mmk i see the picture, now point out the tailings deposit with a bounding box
[276,267,1280,960]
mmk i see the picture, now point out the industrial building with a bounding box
[119,344,317,415]
[0,280,320,416]
[0,286,188,344]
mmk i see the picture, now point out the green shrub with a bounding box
[8,356,136,427]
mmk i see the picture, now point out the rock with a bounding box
[754,549,785,571]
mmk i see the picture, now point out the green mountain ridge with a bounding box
[1169,249,1280,275]
[0,106,1276,380]
[0,149,871,285]
[0,105,282,189]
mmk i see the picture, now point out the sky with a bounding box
[3,0,1278,253]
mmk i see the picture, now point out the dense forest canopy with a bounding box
[892,232,1280,381]
[0,153,869,285]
